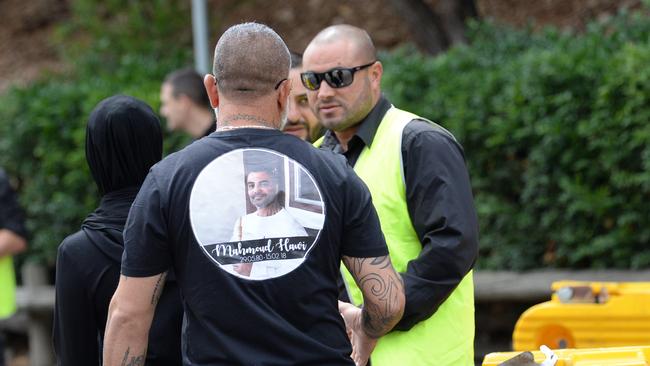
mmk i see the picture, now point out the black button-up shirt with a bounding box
[321,96,479,331]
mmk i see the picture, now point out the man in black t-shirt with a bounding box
[103,22,405,366]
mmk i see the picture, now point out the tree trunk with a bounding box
[384,0,449,55]
[435,0,474,45]
[386,0,479,55]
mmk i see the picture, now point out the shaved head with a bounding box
[213,23,290,100]
[302,24,383,135]
[308,24,376,63]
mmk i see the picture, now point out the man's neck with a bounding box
[187,108,216,138]
[219,113,277,129]
[333,124,361,152]
[217,104,280,130]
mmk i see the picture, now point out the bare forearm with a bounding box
[0,229,26,257]
[103,273,167,366]
[103,312,149,365]
[344,255,405,338]
[360,268,404,338]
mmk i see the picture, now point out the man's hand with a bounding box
[0,229,27,258]
[339,301,378,366]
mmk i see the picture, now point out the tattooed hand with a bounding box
[339,301,377,366]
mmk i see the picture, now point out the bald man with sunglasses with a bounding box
[304,25,479,366]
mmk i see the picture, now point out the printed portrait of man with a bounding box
[228,156,308,277]
[189,148,324,280]
[231,165,307,243]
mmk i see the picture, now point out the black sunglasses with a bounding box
[300,61,376,91]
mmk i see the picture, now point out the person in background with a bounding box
[161,67,216,138]
[303,24,479,365]
[103,22,404,366]
[0,168,27,366]
[281,51,323,142]
[53,95,183,365]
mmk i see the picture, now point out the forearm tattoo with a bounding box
[150,272,167,306]
[121,347,145,366]
[344,255,404,338]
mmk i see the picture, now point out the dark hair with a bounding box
[290,51,302,69]
[163,67,211,110]
[246,166,279,183]
[243,150,282,182]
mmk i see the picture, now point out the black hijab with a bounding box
[82,95,162,262]
[85,95,162,195]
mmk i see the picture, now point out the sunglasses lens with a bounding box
[301,73,320,91]
[301,67,357,90]
[325,69,353,88]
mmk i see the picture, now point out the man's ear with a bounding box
[370,61,383,89]
[203,74,219,108]
[277,79,290,113]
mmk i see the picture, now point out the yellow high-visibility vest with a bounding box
[0,256,17,319]
[316,106,475,365]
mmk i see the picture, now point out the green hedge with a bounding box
[381,7,650,269]
[0,0,193,264]
[1,3,649,270]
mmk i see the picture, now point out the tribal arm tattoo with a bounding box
[342,255,406,338]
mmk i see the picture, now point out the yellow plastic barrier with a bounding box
[513,281,650,351]
[483,345,650,366]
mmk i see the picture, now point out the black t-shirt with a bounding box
[122,129,388,365]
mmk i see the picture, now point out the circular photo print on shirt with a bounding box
[189,148,325,280]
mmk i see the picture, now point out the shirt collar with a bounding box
[321,95,391,150]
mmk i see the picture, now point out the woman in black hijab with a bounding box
[53,95,182,365]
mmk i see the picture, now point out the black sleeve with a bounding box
[0,169,27,238]
[395,120,479,331]
[53,242,100,366]
[121,172,172,277]
[340,166,389,258]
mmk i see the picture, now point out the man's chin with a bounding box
[252,199,268,208]
[321,120,345,131]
